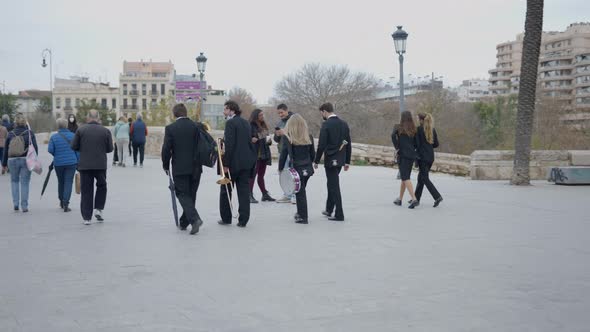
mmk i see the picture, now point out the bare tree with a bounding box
[228,87,257,119]
[511,0,544,185]
[273,63,380,134]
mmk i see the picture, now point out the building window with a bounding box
[123,84,128,95]
[65,98,71,108]
[151,98,157,107]
[123,99,128,109]
[142,99,147,110]
[112,98,117,109]
[142,84,147,95]
[56,97,61,109]
[131,84,137,95]
[101,98,107,109]
[161,84,165,95]
[132,98,137,109]
[151,84,157,95]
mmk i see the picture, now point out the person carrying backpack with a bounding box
[2,113,39,213]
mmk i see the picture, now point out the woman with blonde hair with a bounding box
[2,113,38,212]
[392,111,419,209]
[278,114,315,224]
[416,113,443,207]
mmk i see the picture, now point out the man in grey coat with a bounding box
[71,109,113,225]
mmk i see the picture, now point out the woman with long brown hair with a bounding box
[249,108,275,203]
[416,113,443,207]
[279,114,315,224]
[391,111,419,209]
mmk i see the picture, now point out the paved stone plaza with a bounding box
[1,146,589,331]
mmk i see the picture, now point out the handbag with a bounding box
[25,123,42,175]
[75,172,81,194]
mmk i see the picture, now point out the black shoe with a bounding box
[179,225,188,231]
[295,218,308,224]
[393,198,402,206]
[63,204,71,212]
[408,200,420,209]
[60,201,64,208]
[433,197,443,208]
[250,193,259,204]
[237,222,247,228]
[328,216,344,221]
[294,213,300,220]
[261,191,276,202]
[190,219,203,235]
[321,211,332,217]
[22,208,29,213]
[14,206,19,211]
[218,220,231,225]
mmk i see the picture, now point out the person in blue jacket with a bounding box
[48,118,79,212]
[130,113,148,167]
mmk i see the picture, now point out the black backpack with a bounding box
[194,124,218,168]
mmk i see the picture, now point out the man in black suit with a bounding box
[161,103,203,235]
[218,100,257,227]
[313,102,352,221]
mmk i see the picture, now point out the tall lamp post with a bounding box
[392,26,408,117]
[196,52,207,122]
[41,48,53,116]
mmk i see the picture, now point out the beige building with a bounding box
[119,60,175,117]
[52,77,119,119]
[455,79,490,102]
[488,22,590,124]
[16,90,51,114]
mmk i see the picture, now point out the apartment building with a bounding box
[488,22,590,124]
[455,79,490,102]
[16,90,51,114]
[175,73,227,129]
[119,60,175,117]
[52,77,119,118]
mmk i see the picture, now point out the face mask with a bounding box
[69,118,75,123]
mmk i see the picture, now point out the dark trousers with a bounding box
[415,160,441,201]
[220,169,251,225]
[132,143,145,165]
[249,159,268,193]
[295,172,310,219]
[55,165,76,205]
[128,140,132,156]
[80,169,107,221]
[325,166,344,219]
[174,172,202,228]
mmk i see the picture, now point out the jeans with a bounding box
[55,164,77,205]
[132,142,145,165]
[116,139,129,165]
[8,158,31,209]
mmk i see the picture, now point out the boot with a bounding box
[63,203,71,212]
[250,192,259,204]
[261,191,275,202]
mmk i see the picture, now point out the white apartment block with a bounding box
[456,79,490,102]
[52,77,119,118]
[120,60,175,117]
[16,90,51,114]
[488,22,590,124]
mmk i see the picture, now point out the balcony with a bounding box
[123,90,128,95]
[123,105,138,110]
[129,90,139,96]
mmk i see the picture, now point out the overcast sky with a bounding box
[1,0,588,103]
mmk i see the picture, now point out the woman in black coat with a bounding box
[415,113,443,207]
[279,114,315,224]
[249,109,275,203]
[391,111,419,209]
[67,114,78,133]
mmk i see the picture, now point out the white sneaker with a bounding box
[83,220,91,225]
[276,196,291,203]
[94,209,104,222]
[290,196,297,204]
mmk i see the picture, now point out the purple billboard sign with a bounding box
[176,92,202,103]
[175,81,206,90]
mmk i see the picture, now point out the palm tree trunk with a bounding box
[511,0,544,185]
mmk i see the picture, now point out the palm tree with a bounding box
[511,0,544,185]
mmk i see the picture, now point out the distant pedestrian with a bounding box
[128,117,133,156]
[114,116,130,167]
[392,111,419,209]
[273,103,295,204]
[249,108,275,203]
[2,113,38,212]
[2,114,13,132]
[67,114,78,133]
[130,113,148,167]
[48,118,79,212]
[71,109,113,225]
[415,113,443,207]
[0,124,7,175]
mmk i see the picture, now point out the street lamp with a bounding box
[195,52,207,122]
[391,26,408,116]
[41,48,53,116]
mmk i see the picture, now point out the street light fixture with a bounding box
[195,52,207,121]
[41,48,53,115]
[391,26,408,116]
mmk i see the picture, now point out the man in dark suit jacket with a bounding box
[218,100,257,227]
[71,109,113,225]
[161,103,203,235]
[313,102,352,221]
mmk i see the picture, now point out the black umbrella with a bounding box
[41,162,54,198]
[168,172,179,228]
